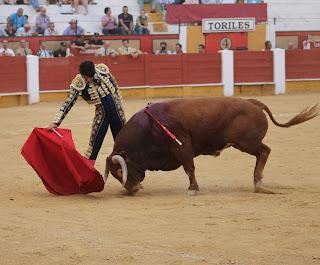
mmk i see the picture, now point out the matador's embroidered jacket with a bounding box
[53,63,125,125]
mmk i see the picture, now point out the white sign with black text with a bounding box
[202,18,256,33]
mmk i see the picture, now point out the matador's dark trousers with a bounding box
[85,94,126,160]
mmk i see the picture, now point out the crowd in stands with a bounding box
[0,0,264,37]
[0,5,150,37]
[0,37,192,57]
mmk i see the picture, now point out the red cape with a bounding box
[21,128,105,195]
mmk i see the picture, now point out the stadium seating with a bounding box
[0,0,179,34]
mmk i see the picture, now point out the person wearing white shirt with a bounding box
[155,41,171,55]
[44,22,59,36]
[0,40,15,56]
[303,39,312,50]
[16,23,32,37]
[37,42,53,58]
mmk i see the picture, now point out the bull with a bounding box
[105,97,319,195]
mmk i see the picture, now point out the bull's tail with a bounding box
[247,99,320,128]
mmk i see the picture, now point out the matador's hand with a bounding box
[46,123,58,130]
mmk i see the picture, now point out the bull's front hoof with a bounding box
[130,184,141,194]
[255,186,275,194]
[187,189,198,196]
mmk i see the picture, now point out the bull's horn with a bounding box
[112,155,128,188]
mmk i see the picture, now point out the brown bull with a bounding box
[105,97,319,195]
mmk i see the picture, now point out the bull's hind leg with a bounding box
[253,144,274,194]
[235,141,273,194]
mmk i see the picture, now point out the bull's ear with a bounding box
[119,150,128,161]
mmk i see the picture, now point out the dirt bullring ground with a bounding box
[1,93,320,265]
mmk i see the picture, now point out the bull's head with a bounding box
[105,152,141,194]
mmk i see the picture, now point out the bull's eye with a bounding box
[117,169,123,177]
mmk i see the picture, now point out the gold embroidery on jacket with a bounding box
[53,63,126,125]
[70,74,86,91]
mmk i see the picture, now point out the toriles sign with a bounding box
[202,18,256,33]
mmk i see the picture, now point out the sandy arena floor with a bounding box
[0,93,320,265]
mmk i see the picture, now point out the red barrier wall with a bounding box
[0,57,27,93]
[183,53,221,84]
[39,58,71,91]
[108,56,146,87]
[286,50,320,79]
[5,50,320,96]
[39,54,222,91]
[147,55,183,86]
[234,51,273,83]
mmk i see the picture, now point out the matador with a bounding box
[47,60,126,163]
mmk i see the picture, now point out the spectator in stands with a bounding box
[37,42,53,58]
[15,0,28,5]
[74,34,88,48]
[287,42,294,50]
[118,6,134,35]
[263,40,272,51]
[88,33,103,48]
[0,40,15,56]
[118,39,142,58]
[7,8,27,30]
[134,9,149,35]
[29,0,40,12]
[63,19,85,35]
[67,41,77,57]
[35,6,51,35]
[0,29,4,37]
[3,23,16,37]
[68,36,88,55]
[53,42,68,57]
[16,23,32,36]
[155,41,171,54]
[303,39,312,50]
[101,7,120,36]
[15,39,32,56]
[172,43,183,54]
[95,41,118,57]
[198,44,205,53]
[44,22,59,36]
[71,0,89,15]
